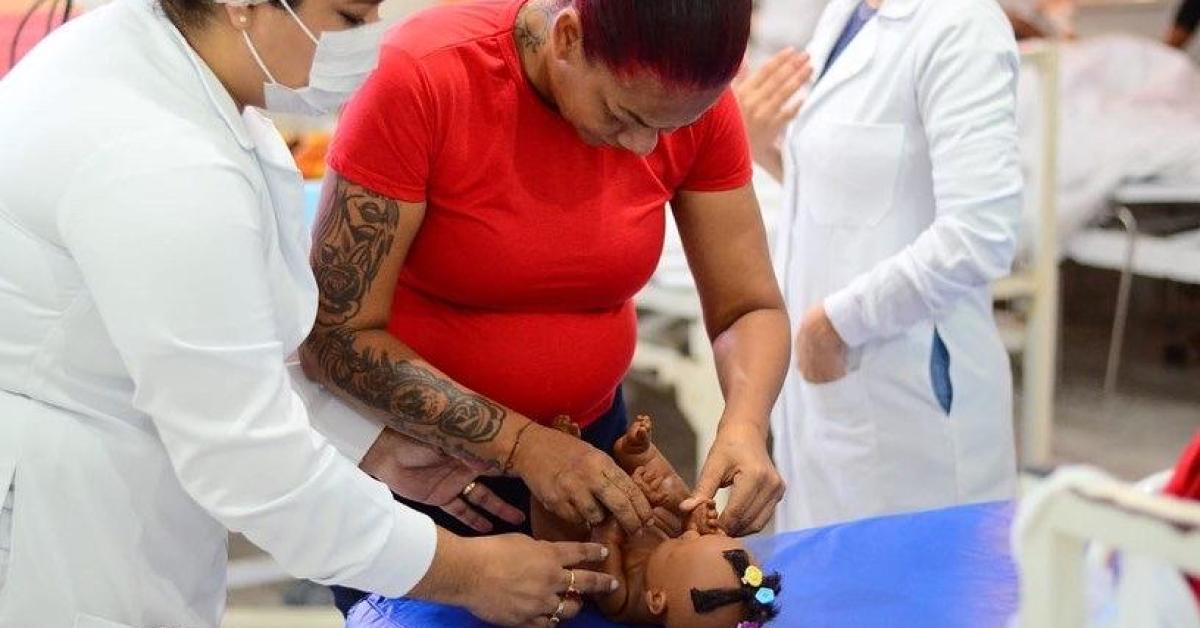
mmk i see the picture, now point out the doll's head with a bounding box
[642,531,781,628]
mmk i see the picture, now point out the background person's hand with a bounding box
[512,424,654,534]
[795,304,849,384]
[733,48,812,179]
[680,422,784,536]
[361,428,524,532]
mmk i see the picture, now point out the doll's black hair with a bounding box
[690,549,781,624]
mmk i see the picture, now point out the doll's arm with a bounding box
[633,463,692,514]
[588,519,634,617]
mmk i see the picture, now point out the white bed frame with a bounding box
[997,43,1062,469]
[1067,183,1200,395]
[1014,467,1200,628]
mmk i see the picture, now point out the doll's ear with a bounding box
[645,588,668,616]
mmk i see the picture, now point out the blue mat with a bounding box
[346,501,1018,628]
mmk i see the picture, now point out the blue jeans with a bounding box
[332,388,630,615]
[931,329,953,414]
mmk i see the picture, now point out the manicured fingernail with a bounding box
[610,580,620,591]
[600,547,609,558]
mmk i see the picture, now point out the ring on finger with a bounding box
[549,597,567,624]
[460,481,477,498]
[565,569,579,596]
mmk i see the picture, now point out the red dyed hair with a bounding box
[564,0,752,90]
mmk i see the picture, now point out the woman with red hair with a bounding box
[301,0,792,617]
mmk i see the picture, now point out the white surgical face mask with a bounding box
[238,0,389,116]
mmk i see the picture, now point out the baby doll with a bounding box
[533,416,782,628]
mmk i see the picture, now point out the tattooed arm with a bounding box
[301,174,524,470]
[301,174,653,533]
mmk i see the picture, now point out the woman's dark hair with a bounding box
[160,0,301,33]
[690,549,782,624]
[159,0,216,32]
[564,0,752,90]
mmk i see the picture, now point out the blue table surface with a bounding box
[346,501,1018,628]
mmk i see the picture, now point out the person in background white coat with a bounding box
[740,0,1023,531]
[0,0,617,625]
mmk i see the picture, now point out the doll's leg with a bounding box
[686,499,726,536]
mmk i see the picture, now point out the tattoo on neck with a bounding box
[309,179,505,465]
[515,0,554,53]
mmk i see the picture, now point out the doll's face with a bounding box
[643,531,754,628]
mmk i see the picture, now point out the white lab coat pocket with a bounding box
[801,371,882,516]
[803,371,869,424]
[74,614,137,628]
[798,121,906,228]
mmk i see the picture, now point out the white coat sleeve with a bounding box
[822,7,1023,348]
[57,145,435,597]
[290,365,384,465]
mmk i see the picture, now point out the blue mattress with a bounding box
[346,501,1018,628]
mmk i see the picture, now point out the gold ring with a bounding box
[565,569,579,596]
[550,597,567,622]
[461,481,477,498]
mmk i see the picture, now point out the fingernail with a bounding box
[600,546,609,558]
[610,579,620,591]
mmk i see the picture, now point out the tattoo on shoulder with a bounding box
[312,179,400,327]
[309,179,505,454]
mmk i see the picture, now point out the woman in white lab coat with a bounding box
[0,0,616,625]
[743,0,1024,531]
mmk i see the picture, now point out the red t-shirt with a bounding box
[1165,431,1200,602]
[328,0,752,426]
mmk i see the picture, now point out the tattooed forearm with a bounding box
[312,328,504,447]
[308,179,506,463]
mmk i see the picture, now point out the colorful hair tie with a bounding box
[737,622,763,628]
[741,565,764,587]
[755,587,776,605]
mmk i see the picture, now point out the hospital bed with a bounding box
[1066,183,1200,394]
[1014,467,1200,628]
[1014,35,1200,396]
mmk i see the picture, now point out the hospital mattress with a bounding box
[346,501,1019,628]
[1068,228,1200,285]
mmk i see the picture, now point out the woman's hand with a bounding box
[361,428,524,533]
[795,304,848,384]
[733,48,812,180]
[415,531,619,628]
[511,424,653,534]
[680,422,784,536]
